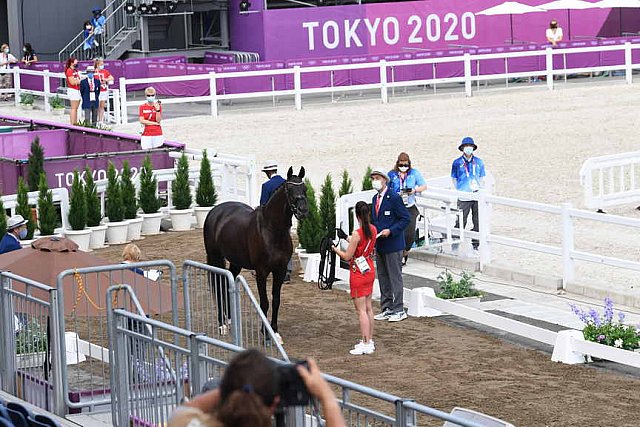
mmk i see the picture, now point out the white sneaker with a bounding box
[388,311,408,322]
[349,341,374,355]
[374,310,392,321]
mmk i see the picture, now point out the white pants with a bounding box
[140,135,165,149]
[67,88,81,101]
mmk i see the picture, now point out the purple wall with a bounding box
[0,130,69,160]
[229,0,640,61]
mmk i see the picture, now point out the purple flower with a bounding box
[588,308,602,327]
[597,334,605,341]
[618,311,626,323]
[570,304,589,324]
[603,297,614,324]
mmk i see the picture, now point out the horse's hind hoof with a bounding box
[219,325,229,336]
[274,332,284,345]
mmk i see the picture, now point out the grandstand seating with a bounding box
[0,400,61,427]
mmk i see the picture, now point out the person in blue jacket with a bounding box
[370,168,410,322]
[259,160,291,282]
[0,215,28,255]
[79,65,101,125]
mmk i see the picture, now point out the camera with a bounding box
[402,187,413,194]
[277,360,311,407]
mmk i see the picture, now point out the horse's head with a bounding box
[285,166,309,220]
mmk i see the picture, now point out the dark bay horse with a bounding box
[203,167,308,341]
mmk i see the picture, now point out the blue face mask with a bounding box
[146,96,156,103]
[87,73,94,79]
[463,146,474,156]
[18,229,27,239]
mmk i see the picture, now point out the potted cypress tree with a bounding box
[319,174,336,237]
[169,153,193,231]
[121,161,143,241]
[138,155,163,235]
[361,165,373,191]
[339,169,355,234]
[194,150,217,229]
[0,196,6,238]
[28,137,45,192]
[105,161,129,244]
[16,177,36,247]
[37,173,58,237]
[63,169,92,251]
[297,179,324,274]
[85,167,107,249]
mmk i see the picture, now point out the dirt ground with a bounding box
[96,230,640,427]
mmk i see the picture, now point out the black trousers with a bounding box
[454,200,479,249]
[404,205,420,252]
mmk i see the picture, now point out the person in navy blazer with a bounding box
[79,65,101,125]
[0,214,28,255]
[370,168,410,322]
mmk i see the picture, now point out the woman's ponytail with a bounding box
[217,389,271,427]
[355,201,372,240]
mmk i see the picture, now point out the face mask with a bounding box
[3,49,8,54]
[146,96,156,103]
[96,65,103,70]
[18,229,27,239]
[86,26,92,30]
[87,73,94,79]
[22,47,26,52]
[463,146,474,156]
[372,179,383,191]
[398,166,409,173]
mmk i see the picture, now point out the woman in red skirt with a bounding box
[333,201,377,355]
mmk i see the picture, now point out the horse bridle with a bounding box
[283,180,305,219]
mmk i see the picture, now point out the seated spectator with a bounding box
[168,350,345,427]
[122,243,144,276]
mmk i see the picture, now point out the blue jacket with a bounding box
[0,233,21,255]
[260,175,286,206]
[371,189,409,254]
[79,77,101,110]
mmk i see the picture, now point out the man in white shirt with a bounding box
[546,20,563,46]
[0,43,17,101]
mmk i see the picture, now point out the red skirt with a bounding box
[349,258,375,298]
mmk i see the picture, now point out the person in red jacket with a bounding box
[138,86,165,149]
[64,57,81,125]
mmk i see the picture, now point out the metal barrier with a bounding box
[0,273,63,414]
[579,150,640,210]
[55,261,179,412]
[182,261,288,361]
[108,309,487,427]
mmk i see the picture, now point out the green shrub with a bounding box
[84,167,102,227]
[106,162,124,222]
[172,153,192,210]
[0,196,7,238]
[37,173,57,236]
[49,95,65,109]
[338,170,353,197]
[16,177,36,239]
[16,319,48,354]
[120,161,138,220]
[318,174,336,236]
[361,166,373,191]
[196,150,217,207]
[436,270,482,299]
[297,179,324,253]
[20,93,35,105]
[27,137,45,192]
[68,169,87,230]
[138,156,161,214]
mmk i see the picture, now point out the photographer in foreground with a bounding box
[168,349,345,427]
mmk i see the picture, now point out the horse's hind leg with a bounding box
[206,252,229,332]
[255,271,270,330]
[270,267,287,334]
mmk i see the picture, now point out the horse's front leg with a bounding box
[271,266,287,335]
[255,270,270,323]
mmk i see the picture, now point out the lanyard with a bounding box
[463,157,474,178]
[399,172,407,189]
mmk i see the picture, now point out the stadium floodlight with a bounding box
[138,3,150,13]
[150,2,160,13]
[167,0,179,12]
[125,2,136,14]
[239,0,251,12]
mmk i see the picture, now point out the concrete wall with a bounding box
[8,0,107,61]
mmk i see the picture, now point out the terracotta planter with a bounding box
[126,216,144,241]
[89,225,108,249]
[194,206,213,229]
[169,209,193,231]
[140,212,163,235]
[105,220,130,245]
[63,228,92,252]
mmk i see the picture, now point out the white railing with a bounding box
[118,42,640,121]
[2,67,122,124]
[337,187,640,294]
[1,187,70,233]
[579,151,640,210]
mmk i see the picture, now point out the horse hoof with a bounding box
[274,332,284,345]
[219,325,229,336]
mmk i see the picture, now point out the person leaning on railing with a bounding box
[0,43,17,102]
[167,349,345,427]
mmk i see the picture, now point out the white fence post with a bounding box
[112,89,122,125]
[43,69,51,113]
[464,53,472,97]
[561,203,574,290]
[379,60,388,104]
[209,71,218,117]
[477,191,492,270]
[545,47,554,91]
[119,77,128,123]
[293,66,302,110]
[625,42,633,84]
[13,68,20,106]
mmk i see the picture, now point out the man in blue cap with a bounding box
[451,137,486,252]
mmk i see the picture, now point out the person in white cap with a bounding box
[370,168,410,323]
[259,160,291,282]
[79,65,101,125]
[0,214,28,254]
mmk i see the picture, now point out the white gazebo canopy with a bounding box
[477,1,547,14]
